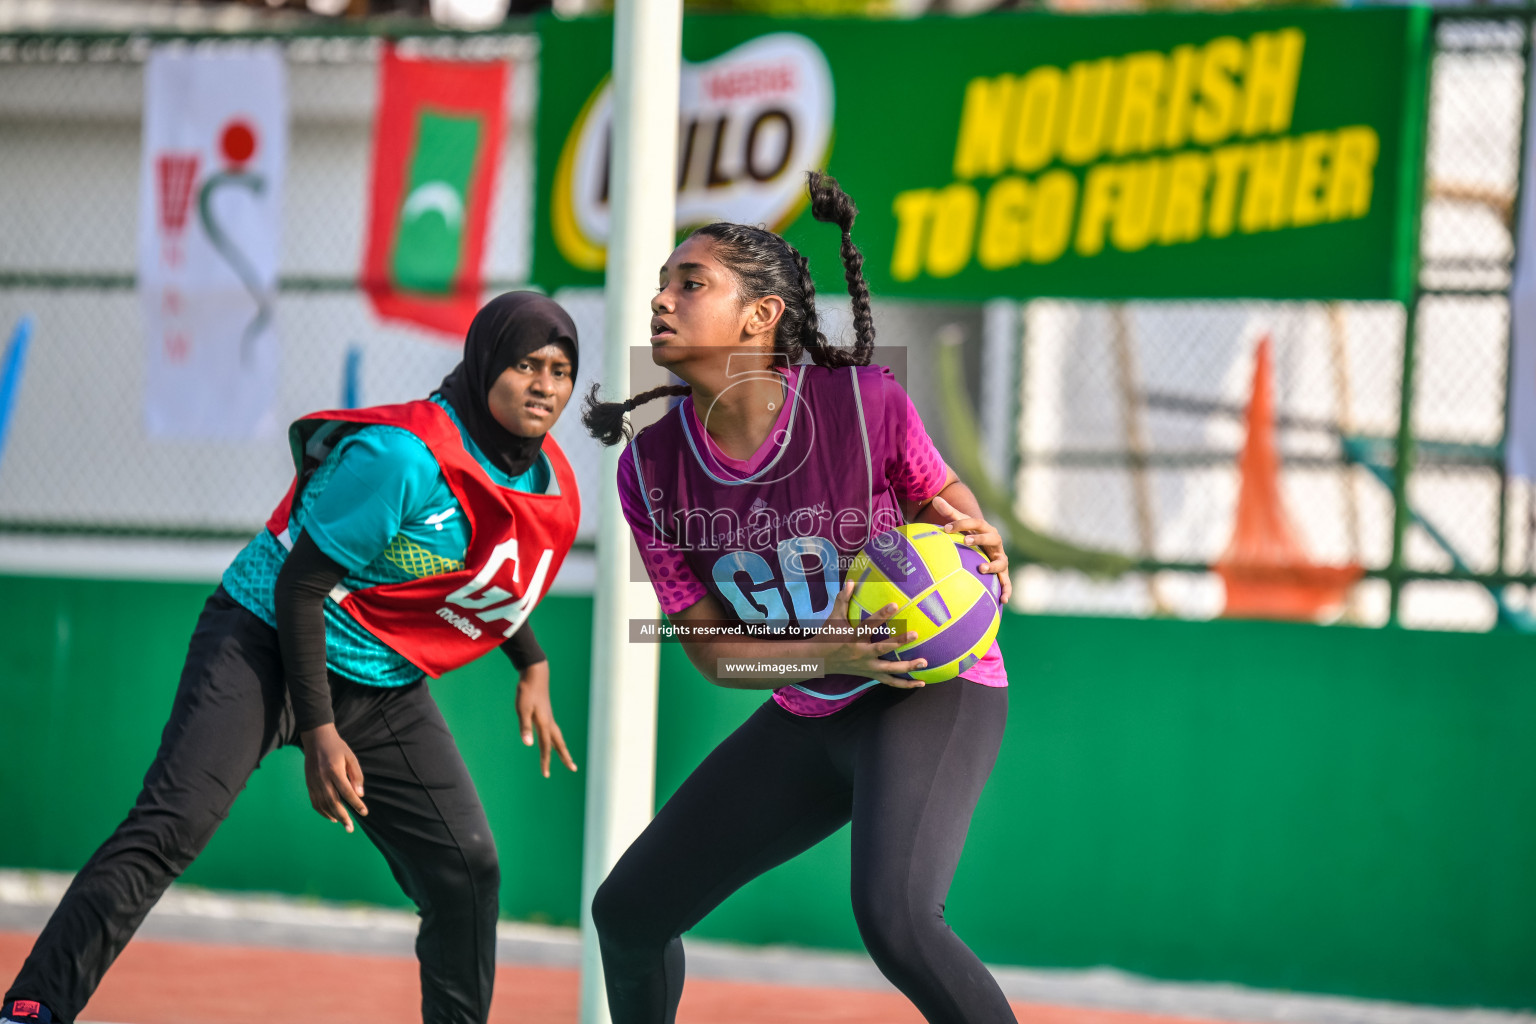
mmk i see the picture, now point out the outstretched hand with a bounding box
[301,723,367,833]
[517,662,578,779]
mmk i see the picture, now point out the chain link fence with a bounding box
[0,14,1531,630]
[1010,11,1531,631]
[0,29,575,539]
[0,25,998,562]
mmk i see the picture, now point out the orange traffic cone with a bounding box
[1215,336,1363,620]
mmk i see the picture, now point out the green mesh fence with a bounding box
[0,14,1532,631]
[1006,12,1533,630]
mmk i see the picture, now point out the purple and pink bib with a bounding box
[621,363,1007,717]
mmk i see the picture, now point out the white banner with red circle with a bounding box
[138,46,286,440]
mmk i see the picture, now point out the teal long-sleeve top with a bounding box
[222,395,556,687]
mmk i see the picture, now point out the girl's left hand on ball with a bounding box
[931,495,1012,604]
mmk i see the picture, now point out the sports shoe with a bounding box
[1,999,53,1024]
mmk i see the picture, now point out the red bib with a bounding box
[265,400,581,678]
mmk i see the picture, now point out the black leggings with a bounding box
[4,588,500,1024]
[592,680,1016,1024]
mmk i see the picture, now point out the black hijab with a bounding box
[435,291,579,479]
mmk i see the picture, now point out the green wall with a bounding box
[1,574,1532,1009]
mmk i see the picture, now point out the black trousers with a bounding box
[5,588,500,1024]
[592,680,1017,1024]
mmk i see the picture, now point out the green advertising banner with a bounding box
[534,8,1430,302]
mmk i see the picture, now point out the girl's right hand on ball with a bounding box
[822,582,927,689]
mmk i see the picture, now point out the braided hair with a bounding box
[582,171,875,447]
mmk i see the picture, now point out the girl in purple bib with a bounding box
[583,173,1017,1024]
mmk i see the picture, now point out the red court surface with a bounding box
[1,930,1237,1024]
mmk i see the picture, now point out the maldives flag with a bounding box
[363,46,508,338]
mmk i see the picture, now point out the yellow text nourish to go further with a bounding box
[886,28,1384,282]
[951,28,1307,177]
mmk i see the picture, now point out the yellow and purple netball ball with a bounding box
[844,523,1002,683]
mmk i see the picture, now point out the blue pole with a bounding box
[0,315,35,476]
[342,344,362,410]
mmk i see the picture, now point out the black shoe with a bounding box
[1,1000,53,1024]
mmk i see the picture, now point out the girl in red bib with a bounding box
[3,293,582,1024]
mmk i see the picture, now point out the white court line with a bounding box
[2,871,1531,1024]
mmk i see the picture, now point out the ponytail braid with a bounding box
[582,381,692,447]
[786,242,854,369]
[683,173,877,373]
[806,170,876,364]
[588,173,878,445]
[788,247,835,368]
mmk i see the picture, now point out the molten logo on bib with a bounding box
[436,606,484,640]
[441,538,554,639]
[551,33,834,271]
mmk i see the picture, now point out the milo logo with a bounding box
[552,33,835,270]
